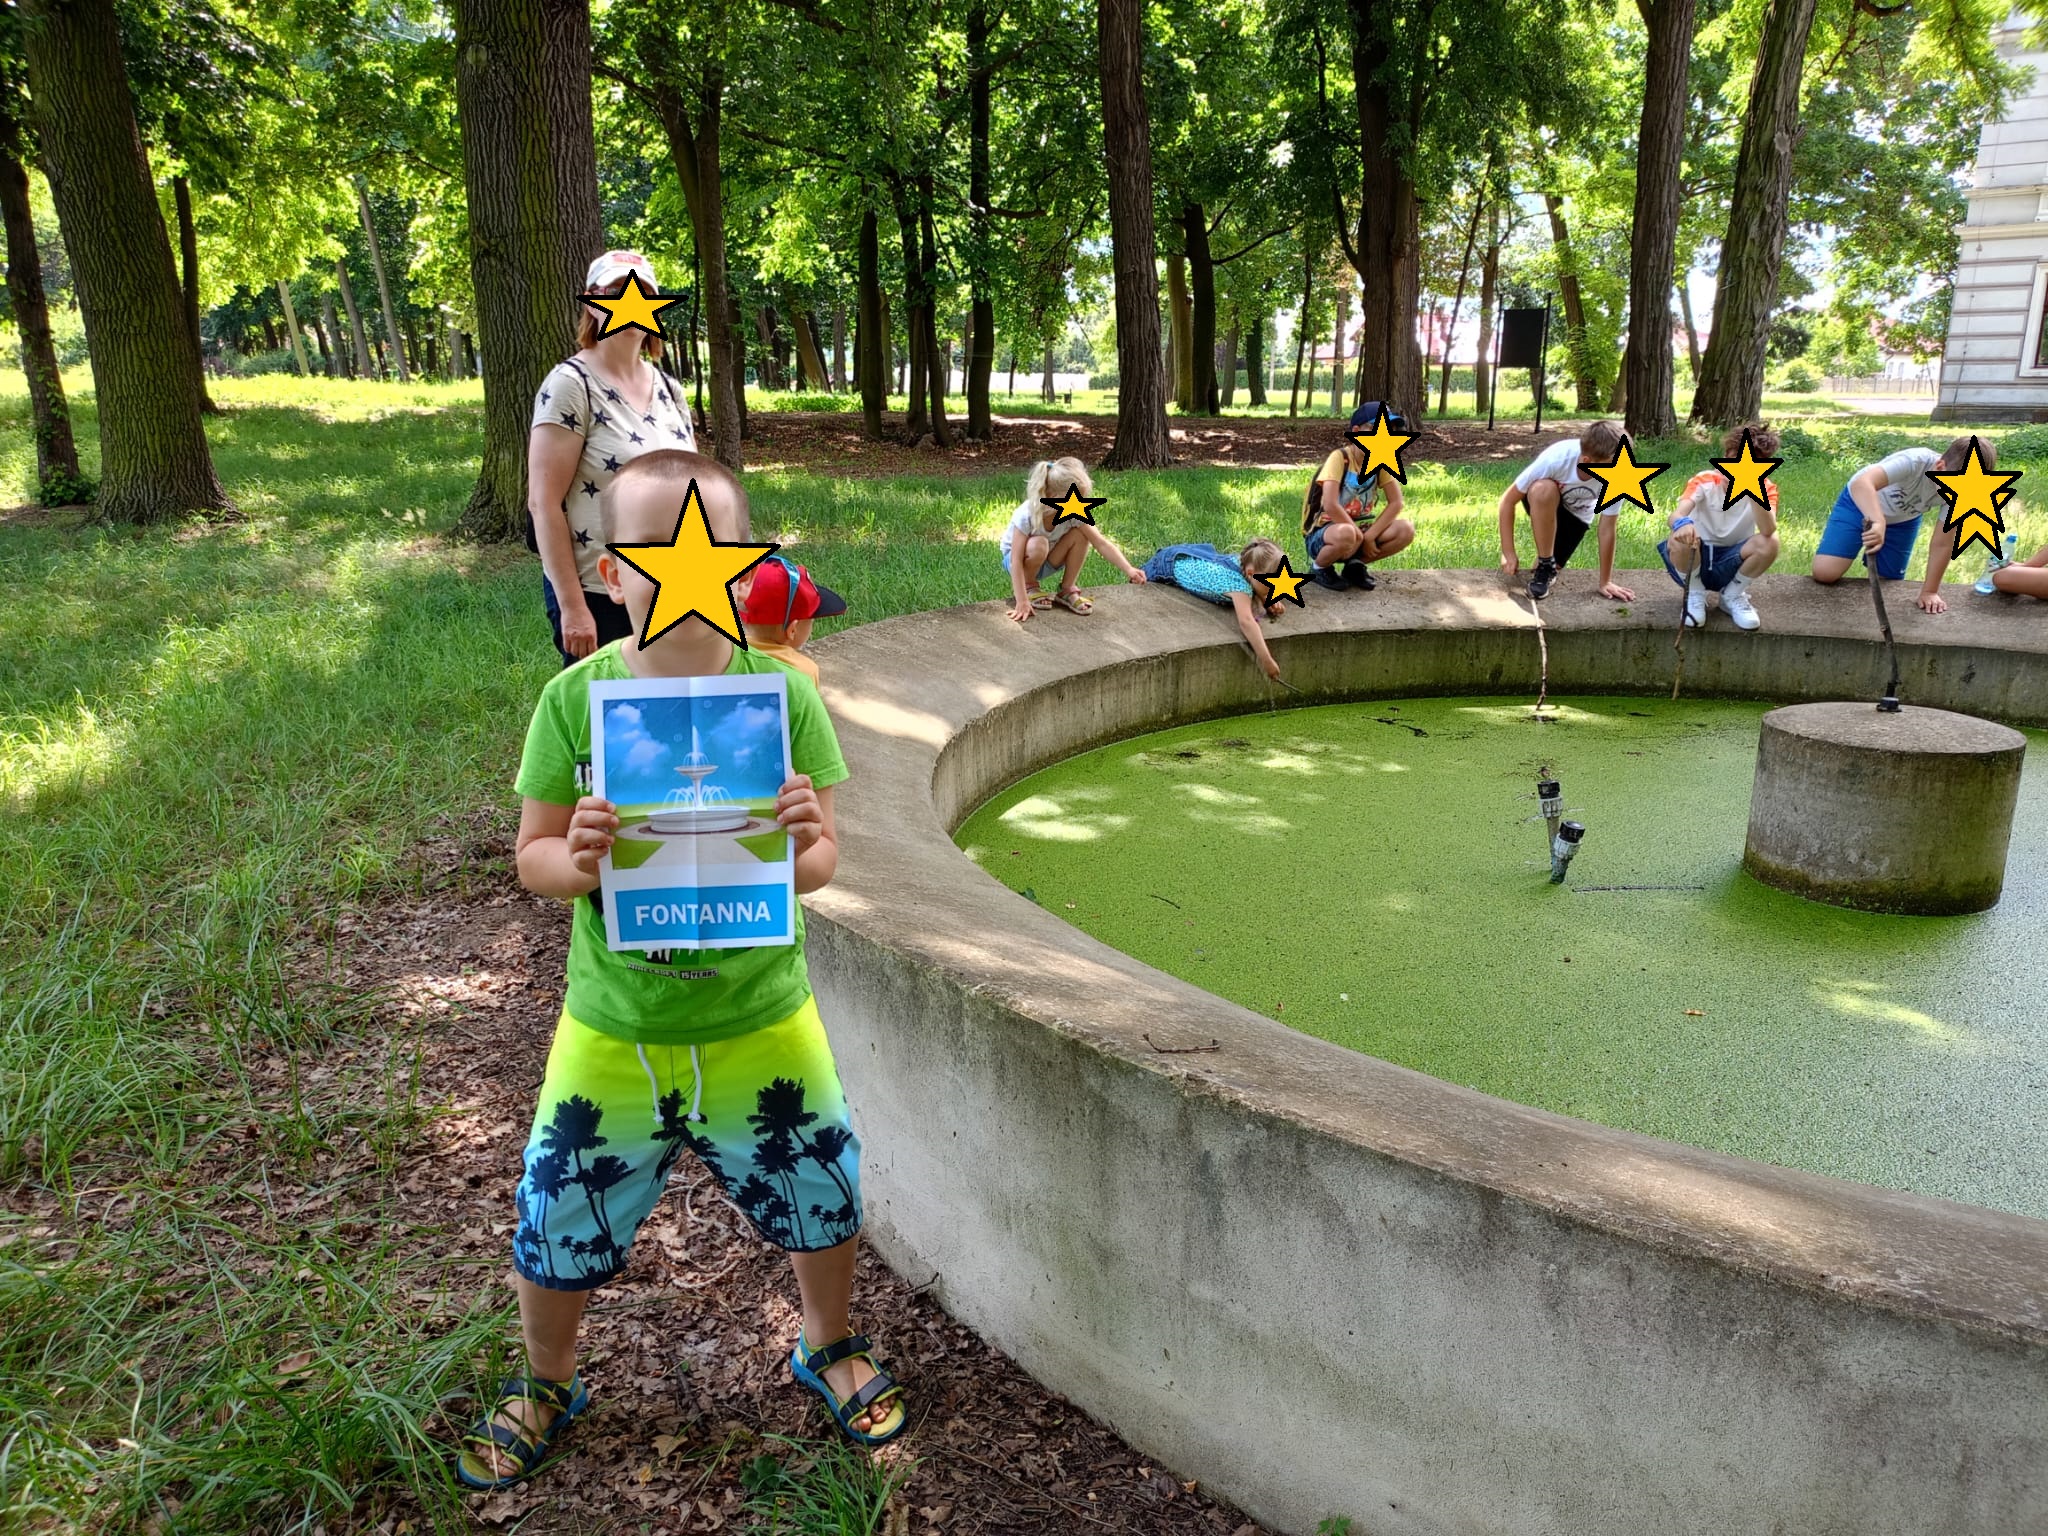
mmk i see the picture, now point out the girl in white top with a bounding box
[1000,455,1146,623]
[528,249,698,665]
[1661,422,1783,632]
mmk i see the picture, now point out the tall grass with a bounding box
[1,372,2036,1531]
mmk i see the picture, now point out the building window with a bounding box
[2022,265,2048,376]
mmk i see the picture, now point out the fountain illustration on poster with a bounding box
[590,674,796,951]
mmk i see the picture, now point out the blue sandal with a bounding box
[454,1372,589,1490]
[790,1331,907,1446]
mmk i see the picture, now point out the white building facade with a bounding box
[1937,14,2048,421]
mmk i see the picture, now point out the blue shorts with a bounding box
[1816,486,1922,582]
[1307,523,1359,566]
[1002,547,1060,585]
[1658,531,1747,592]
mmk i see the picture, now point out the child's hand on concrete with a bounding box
[1126,567,1148,585]
[1008,599,1035,624]
[776,775,825,851]
[566,797,619,878]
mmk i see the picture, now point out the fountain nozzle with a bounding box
[1549,820,1585,884]
[1537,777,1563,839]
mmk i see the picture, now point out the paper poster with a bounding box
[588,672,796,951]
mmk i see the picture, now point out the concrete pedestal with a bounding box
[1743,702,2028,915]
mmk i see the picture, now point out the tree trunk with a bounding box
[355,179,410,383]
[889,184,930,442]
[320,294,344,377]
[1438,189,1486,415]
[1042,340,1055,402]
[1624,0,1695,438]
[1096,0,1171,466]
[650,72,741,469]
[1691,0,1819,426]
[1475,204,1499,414]
[1542,191,1600,410]
[1166,250,1194,410]
[1678,278,1701,377]
[171,175,216,412]
[1182,205,1219,414]
[790,299,828,388]
[450,0,595,539]
[262,316,280,352]
[1330,284,1348,413]
[0,143,84,498]
[335,258,373,377]
[1345,0,1424,422]
[1609,342,1628,413]
[541,0,603,283]
[1246,313,1266,405]
[728,292,750,437]
[276,279,312,376]
[1220,319,1239,407]
[857,205,885,438]
[878,284,893,395]
[1289,245,1312,418]
[20,0,228,522]
[918,178,951,444]
[965,0,995,440]
[831,303,846,390]
[1007,347,1016,396]
[753,307,780,389]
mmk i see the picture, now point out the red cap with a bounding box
[740,558,848,624]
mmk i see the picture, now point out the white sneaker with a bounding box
[1684,586,1708,628]
[1721,579,1761,631]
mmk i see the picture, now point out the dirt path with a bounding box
[320,821,1276,1536]
[743,407,1591,478]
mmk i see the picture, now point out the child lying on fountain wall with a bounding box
[1496,419,1634,603]
[458,451,903,1495]
[738,555,848,683]
[1661,423,1782,633]
[1301,400,1418,590]
[1140,537,1288,682]
[1812,434,1992,614]
[1002,455,1147,622]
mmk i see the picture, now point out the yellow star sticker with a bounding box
[1932,437,2021,563]
[1582,435,1670,514]
[1042,486,1107,526]
[606,479,778,648]
[1712,429,1782,515]
[1260,555,1309,607]
[1347,409,1415,483]
[581,270,688,340]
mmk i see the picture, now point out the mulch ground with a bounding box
[740,406,1592,478]
[307,813,1278,1536]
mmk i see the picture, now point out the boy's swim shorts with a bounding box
[510,996,862,1290]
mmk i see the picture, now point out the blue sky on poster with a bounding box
[603,691,786,807]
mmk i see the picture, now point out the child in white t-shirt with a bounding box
[1001,456,1146,622]
[1661,423,1783,631]
[1812,435,1992,613]
[1495,420,1633,602]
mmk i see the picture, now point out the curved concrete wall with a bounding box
[805,572,2048,1536]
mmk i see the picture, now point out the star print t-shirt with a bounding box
[515,641,849,1046]
[531,357,697,592]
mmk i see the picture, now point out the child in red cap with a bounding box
[739,555,847,681]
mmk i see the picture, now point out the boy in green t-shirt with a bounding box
[457,452,904,1491]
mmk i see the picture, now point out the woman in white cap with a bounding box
[528,249,698,666]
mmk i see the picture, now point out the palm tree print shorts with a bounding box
[511,997,863,1290]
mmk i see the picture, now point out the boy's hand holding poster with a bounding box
[589,674,796,951]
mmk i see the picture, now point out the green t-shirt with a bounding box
[514,642,849,1045]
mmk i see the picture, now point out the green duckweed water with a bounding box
[955,696,2048,1221]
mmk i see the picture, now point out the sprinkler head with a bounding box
[1877,694,1902,714]
[1549,820,1585,884]
[1537,778,1563,820]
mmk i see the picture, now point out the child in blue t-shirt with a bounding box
[1143,537,1288,681]
[457,451,904,1493]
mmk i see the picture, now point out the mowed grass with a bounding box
[1,370,2039,1532]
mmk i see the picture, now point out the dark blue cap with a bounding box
[1350,400,1407,431]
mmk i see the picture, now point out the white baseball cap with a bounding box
[584,249,656,290]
